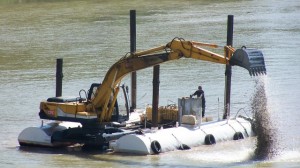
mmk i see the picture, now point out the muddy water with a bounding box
[0,0,300,167]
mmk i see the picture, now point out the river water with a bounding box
[0,0,299,167]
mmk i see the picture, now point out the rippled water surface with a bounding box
[1,0,300,167]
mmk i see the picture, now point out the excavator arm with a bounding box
[89,38,266,122]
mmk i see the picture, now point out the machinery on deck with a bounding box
[18,37,266,149]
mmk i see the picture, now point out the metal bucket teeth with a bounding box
[249,67,267,76]
[230,47,266,76]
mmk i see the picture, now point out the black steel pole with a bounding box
[130,10,137,111]
[223,15,233,119]
[56,58,63,97]
[152,65,160,128]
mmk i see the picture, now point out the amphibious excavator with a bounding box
[18,37,266,150]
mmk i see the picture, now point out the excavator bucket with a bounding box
[229,47,266,76]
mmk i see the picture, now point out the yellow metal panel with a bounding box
[146,105,178,123]
[40,101,87,117]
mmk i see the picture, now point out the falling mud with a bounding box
[251,78,278,160]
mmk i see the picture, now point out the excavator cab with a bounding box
[87,83,130,123]
[87,83,100,100]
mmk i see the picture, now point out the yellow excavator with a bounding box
[35,37,265,147]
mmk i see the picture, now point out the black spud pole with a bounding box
[56,58,63,97]
[130,10,137,111]
[223,15,233,119]
[152,65,160,128]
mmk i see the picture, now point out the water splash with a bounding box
[251,77,278,160]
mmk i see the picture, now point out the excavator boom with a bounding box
[90,38,266,121]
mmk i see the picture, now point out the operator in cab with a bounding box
[190,86,206,117]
